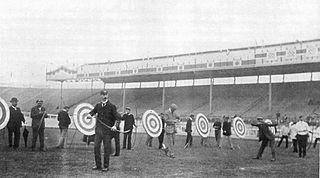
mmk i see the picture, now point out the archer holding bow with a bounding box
[86,89,121,172]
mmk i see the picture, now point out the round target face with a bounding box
[0,97,10,130]
[142,110,162,138]
[73,103,95,135]
[195,113,209,138]
[233,117,246,138]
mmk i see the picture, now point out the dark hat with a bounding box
[63,105,70,109]
[190,114,195,117]
[257,117,263,120]
[10,97,18,102]
[125,107,131,110]
[100,89,108,95]
[36,99,43,103]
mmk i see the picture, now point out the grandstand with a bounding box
[1,39,320,124]
[1,81,320,122]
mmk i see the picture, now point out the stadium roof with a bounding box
[100,62,320,83]
[85,38,320,66]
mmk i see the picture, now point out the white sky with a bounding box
[0,0,319,86]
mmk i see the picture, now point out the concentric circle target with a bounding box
[142,110,162,138]
[195,113,209,138]
[0,97,10,130]
[232,117,246,138]
[73,103,95,135]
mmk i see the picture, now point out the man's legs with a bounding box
[284,136,288,148]
[277,136,284,147]
[94,128,103,169]
[123,133,128,149]
[31,128,39,150]
[256,140,268,158]
[127,130,132,149]
[301,135,308,157]
[270,139,276,160]
[158,130,164,149]
[13,126,21,148]
[114,133,120,155]
[293,139,298,152]
[314,138,320,148]
[57,128,67,148]
[102,131,112,169]
[7,127,13,147]
[39,128,45,150]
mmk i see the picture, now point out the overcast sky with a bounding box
[0,0,319,86]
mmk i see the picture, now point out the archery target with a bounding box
[142,110,162,138]
[195,113,209,138]
[73,103,95,135]
[0,97,10,130]
[232,117,246,138]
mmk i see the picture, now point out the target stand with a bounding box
[73,103,96,136]
[0,97,10,130]
[232,117,246,138]
[195,113,209,138]
[142,110,163,138]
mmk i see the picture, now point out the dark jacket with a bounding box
[185,118,192,132]
[123,113,135,131]
[31,106,48,129]
[251,122,276,141]
[222,121,232,136]
[213,121,222,131]
[57,110,71,129]
[89,101,120,129]
[7,106,25,128]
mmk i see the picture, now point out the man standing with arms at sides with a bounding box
[163,103,180,158]
[222,116,234,150]
[7,97,25,149]
[122,107,136,150]
[184,114,193,148]
[295,116,310,158]
[158,113,165,149]
[31,99,48,151]
[213,117,222,148]
[56,106,71,149]
[87,89,120,172]
[277,122,289,148]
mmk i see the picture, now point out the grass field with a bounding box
[0,128,319,178]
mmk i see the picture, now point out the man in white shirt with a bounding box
[295,116,310,158]
[289,119,298,153]
[277,123,290,148]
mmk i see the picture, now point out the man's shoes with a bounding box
[122,147,126,149]
[252,157,260,160]
[101,168,109,172]
[112,154,119,156]
[270,158,276,161]
[92,166,102,171]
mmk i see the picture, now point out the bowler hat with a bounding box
[100,89,108,95]
[10,97,18,102]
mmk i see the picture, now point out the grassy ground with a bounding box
[0,127,319,178]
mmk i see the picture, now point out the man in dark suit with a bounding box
[87,89,120,172]
[184,114,193,148]
[7,97,25,149]
[122,107,136,150]
[252,117,276,161]
[31,99,48,151]
[56,106,71,149]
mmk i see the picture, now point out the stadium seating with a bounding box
[1,81,320,121]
